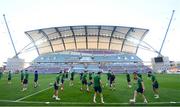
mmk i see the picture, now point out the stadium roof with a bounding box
[25,25,149,55]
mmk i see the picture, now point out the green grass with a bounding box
[0,73,180,106]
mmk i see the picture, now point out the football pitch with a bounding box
[0,73,180,106]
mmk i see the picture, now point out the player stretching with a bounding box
[110,71,116,90]
[125,70,131,88]
[53,72,61,100]
[93,72,104,104]
[34,70,39,88]
[22,70,29,91]
[69,70,75,86]
[150,73,159,99]
[130,72,147,103]
[80,70,89,92]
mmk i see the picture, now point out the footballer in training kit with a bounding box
[93,72,104,104]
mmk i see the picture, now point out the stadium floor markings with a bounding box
[0,99,180,105]
[15,86,53,102]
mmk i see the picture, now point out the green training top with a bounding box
[0,71,2,79]
[107,72,111,78]
[71,72,75,78]
[137,73,142,79]
[82,73,87,81]
[61,73,65,80]
[21,71,24,78]
[126,73,130,79]
[89,72,92,78]
[151,75,157,83]
[8,71,11,79]
[56,74,61,84]
[24,72,29,80]
[94,75,101,87]
[137,77,143,89]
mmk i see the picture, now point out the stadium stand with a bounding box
[24,25,151,73]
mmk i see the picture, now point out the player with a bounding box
[22,70,29,91]
[80,71,83,81]
[80,70,89,92]
[20,70,24,84]
[65,70,68,79]
[52,71,62,100]
[137,72,142,79]
[8,70,12,84]
[88,72,93,86]
[125,70,131,88]
[69,70,75,86]
[147,71,152,79]
[93,71,104,104]
[61,71,65,91]
[110,71,116,90]
[106,70,111,86]
[130,72,147,103]
[34,70,39,88]
[0,69,3,80]
[150,73,159,99]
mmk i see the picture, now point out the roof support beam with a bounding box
[25,32,40,55]
[70,26,77,50]
[85,26,88,49]
[121,28,133,52]
[55,28,66,50]
[97,26,101,49]
[108,26,116,50]
[39,29,54,53]
[135,30,149,54]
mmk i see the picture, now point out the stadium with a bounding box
[0,23,180,106]
[25,25,151,74]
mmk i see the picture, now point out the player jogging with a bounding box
[34,70,39,88]
[93,71,104,104]
[150,73,159,99]
[65,70,68,79]
[69,70,75,86]
[130,72,147,103]
[20,70,24,84]
[125,70,131,88]
[147,71,152,79]
[137,72,142,79]
[8,70,12,84]
[61,71,65,91]
[80,71,83,81]
[88,72,93,86]
[0,69,3,80]
[22,70,29,91]
[80,70,89,92]
[53,72,62,100]
[106,70,111,86]
[110,71,116,90]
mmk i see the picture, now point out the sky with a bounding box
[0,0,180,66]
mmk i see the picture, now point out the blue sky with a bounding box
[0,0,180,66]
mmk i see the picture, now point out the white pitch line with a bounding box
[15,86,53,102]
[0,100,180,105]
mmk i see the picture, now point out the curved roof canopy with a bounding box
[25,25,149,55]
